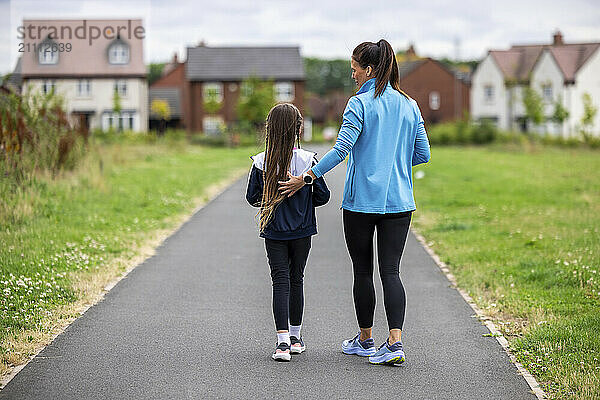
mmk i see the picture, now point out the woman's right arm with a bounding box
[311,96,364,178]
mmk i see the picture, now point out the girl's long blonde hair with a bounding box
[259,103,303,232]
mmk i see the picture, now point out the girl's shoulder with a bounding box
[250,151,266,171]
[251,149,317,175]
[290,149,317,176]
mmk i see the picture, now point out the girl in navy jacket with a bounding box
[246,103,329,361]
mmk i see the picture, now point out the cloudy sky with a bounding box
[1,0,600,74]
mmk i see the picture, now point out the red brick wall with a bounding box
[187,80,305,133]
[152,63,185,87]
[399,59,470,124]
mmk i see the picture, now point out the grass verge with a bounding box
[0,139,259,383]
[412,144,600,399]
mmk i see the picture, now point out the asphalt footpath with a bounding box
[0,145,536,399]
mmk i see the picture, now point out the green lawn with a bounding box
[412,145,600,400]
[0,140,259,377]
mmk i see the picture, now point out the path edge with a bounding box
[412,231,546,400]
[0,170,246,390]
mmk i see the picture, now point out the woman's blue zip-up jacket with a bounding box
[246,149,330,240]
[311,78,431,214]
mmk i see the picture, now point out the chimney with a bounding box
[553,30,564,46]
[198,39,206,47]
[407,43,416,59]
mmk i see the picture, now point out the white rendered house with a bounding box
[18,19,148,132]
[471,32,600,137]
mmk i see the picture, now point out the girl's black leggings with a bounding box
[342,209,412,331]
[264,236,311,332]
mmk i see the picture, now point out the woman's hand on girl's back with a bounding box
[278,172,305,197]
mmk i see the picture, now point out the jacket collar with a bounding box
[356,78,394,95]
[357,78,376,95]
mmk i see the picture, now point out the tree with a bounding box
[580,92,598,142]
[552,96,569,124]
[522,87,544,133]
[303,58,354,96]
[236,75,275,132]
[147,63,166,85]
[112,88,122,132]
[151,99,171,136]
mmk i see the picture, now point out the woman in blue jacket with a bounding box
[279,39,430,366]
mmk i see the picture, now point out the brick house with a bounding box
[398,57,470,124]
[151,45,305,134]
[19,19,148,133]
[149,54,185,129]
[186,45,305,133]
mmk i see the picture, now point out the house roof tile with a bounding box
[186,46,305,81]
[20,19,145,78]
[489,41,599,83]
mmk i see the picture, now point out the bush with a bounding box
[471,120,497,144]
[427,122,459,145]
[0,90,88,182]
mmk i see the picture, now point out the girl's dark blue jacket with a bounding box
[245,149,330,240]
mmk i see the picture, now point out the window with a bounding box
[108,43,129,64]
[114,80,127,97]
[429,91,440,110]
[42,80,55,95]
[102,111,137,131]
[542,84,553,102]
[484,85,495,103]
[203,116,224,135]
[240,82,253,97]
[38,42,58,65]
[275,81,294,102]
[203,83,223,102]
[77,79,91,97]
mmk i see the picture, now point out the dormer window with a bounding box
[108,39,130,65]
[38,37,58,65]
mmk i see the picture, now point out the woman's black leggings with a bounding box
[264,236,311,332]
[343,209,412,330]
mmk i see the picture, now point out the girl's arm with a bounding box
[245,166,263,207]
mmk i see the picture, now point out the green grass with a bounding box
[412,145,600,399]
[0,139,259,374]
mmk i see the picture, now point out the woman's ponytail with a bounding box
[353,39,409,98]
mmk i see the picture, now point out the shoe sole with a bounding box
[369,355,405,365]
[342,346,377,357]
[272,353,291,362]
[290,345,305,354]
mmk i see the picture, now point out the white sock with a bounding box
[290,325,301,339]
[277,332,290,345]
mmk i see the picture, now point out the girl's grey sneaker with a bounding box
[290,336,305,354]
[272,342,291,362]
[341,333,377,356]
